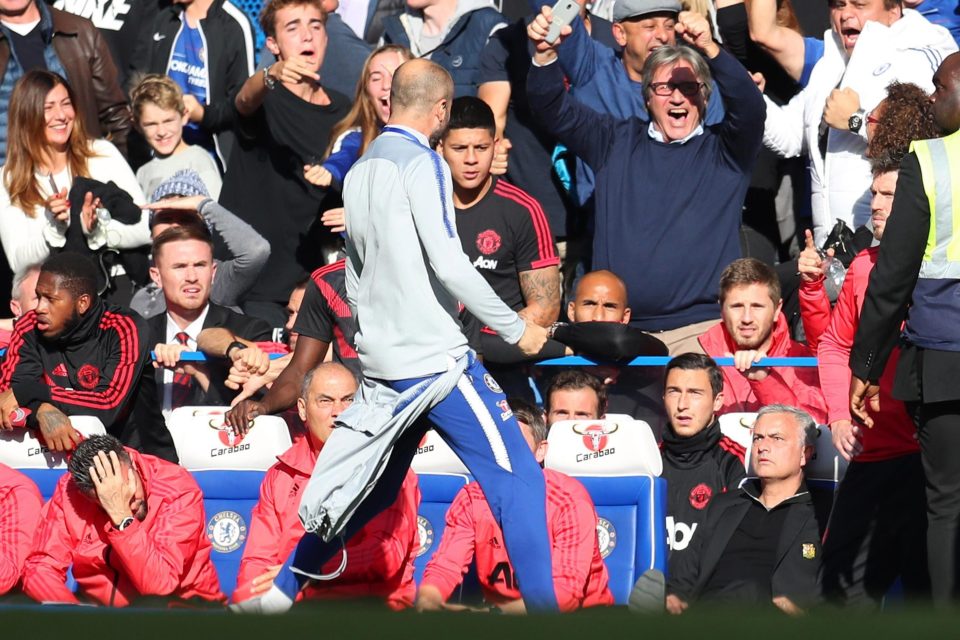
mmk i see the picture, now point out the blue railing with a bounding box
[538,356,818,367]
[144,352,818,368]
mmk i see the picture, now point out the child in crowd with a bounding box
[131,75,222,200]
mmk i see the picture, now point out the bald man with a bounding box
[237,59,557,614]
[552,270,668,433]
[567,270,631,324]
[235,363,419,609]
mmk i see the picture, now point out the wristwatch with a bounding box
[226,341,247,359]
[263,64,277,91]
[116,516,134,531]
[848,109,866,134]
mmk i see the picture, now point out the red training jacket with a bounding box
[421,469,614,611]
[698,316,828,423]
[234,436,420,610]
[0,463,42,594]
[21,449,225,606]
[799,248,919,461]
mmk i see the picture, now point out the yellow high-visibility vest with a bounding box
[912,129,960,279]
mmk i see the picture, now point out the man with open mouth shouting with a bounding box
[763,0,957,246]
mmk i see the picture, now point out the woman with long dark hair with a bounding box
[0,70,148,284]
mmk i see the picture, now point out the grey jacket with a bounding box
[342,125,524,380]
[299,353,468,541]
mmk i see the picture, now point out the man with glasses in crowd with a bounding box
[526,6,764,354]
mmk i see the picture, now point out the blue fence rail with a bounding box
[538,356,819,367]
[145,352,819,367]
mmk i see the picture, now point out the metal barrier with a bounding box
[144,352,818,367]
[538,355,818,367]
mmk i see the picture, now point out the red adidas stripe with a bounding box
[493,180,557,264]
[333,325,358,358]
[315,278,351,319]
[310,258,346,285]
[0,311,38,390]
[50,312,138,410]
[718,436,746,463]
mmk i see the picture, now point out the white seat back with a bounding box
[803,424,848,483]
[166,406,292,471]
[410,430,469,474]
[718,412,756,471]
[545,414,662,476]
[0,416,106,468]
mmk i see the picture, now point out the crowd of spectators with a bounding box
[1,0,959,614]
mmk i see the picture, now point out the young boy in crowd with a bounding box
[131,75,223,200]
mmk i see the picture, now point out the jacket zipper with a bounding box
[104,546,120,607]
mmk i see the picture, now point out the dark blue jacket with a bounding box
[527,48,764,331]
[382,7,505,97]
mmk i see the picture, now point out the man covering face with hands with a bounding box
[20,435,224,607]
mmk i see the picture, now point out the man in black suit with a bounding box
[850,52,960,605]
[149,223,271,412]
[665,404,825,614]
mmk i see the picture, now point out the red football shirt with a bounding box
[422,469,614,611]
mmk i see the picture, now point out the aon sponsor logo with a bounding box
[473,256,498,269]
[666,516,698,551]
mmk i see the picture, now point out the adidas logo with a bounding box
[51,363,68,377]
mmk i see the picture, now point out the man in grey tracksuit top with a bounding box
[247,59,559,614]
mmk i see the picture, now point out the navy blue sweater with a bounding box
[527,48,765,331]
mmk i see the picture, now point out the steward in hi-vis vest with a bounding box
[850,51,960,607]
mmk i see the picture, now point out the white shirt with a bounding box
[762,9,957,244]
[161,305,209,414]
[0,139,149,277]
[336,0,369,40]
[647,122,704,144]
[1,18,40,35]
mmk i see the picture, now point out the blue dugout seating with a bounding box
[1,354,823,606]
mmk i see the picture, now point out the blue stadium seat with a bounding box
[189,469,266,598]
[231,0,266,55]
[576,475,669,603]
[0,417,106,594]
[17,467,63,500]
[410,430,473,584]
[0,417,106,499]
[168,407,293,598]
[545,415,668,604]
[413,472,472,585]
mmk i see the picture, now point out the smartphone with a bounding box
[546,0,580,44]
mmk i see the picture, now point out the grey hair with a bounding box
[641,45,713,109]
[757,404,818,448]
[299,362,357,400]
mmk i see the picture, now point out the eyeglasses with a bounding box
[649,81,704,97]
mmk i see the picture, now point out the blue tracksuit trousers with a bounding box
[276,354,559,611]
